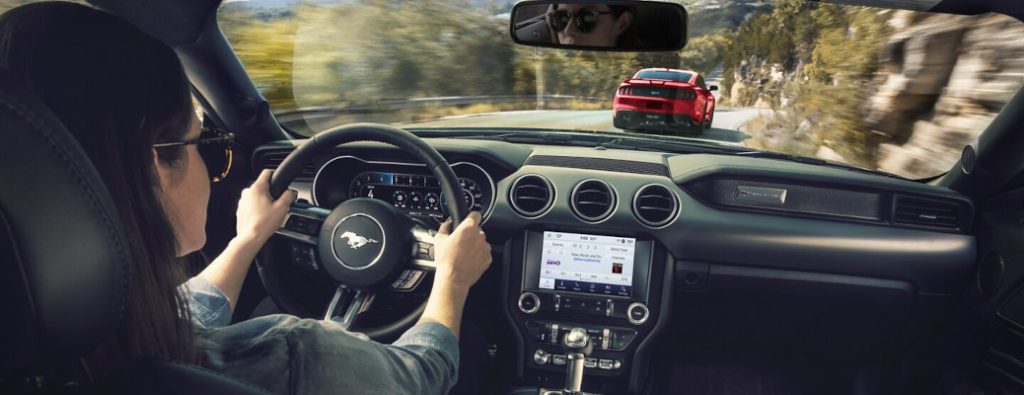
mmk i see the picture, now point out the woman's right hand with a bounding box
[432,212,492,292]
[236,169,297,245]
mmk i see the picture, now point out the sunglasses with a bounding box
[153,126,235,183]
[547,8,614,34]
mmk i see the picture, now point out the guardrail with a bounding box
[274,95,609,123]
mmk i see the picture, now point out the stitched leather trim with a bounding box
[0,87,132,341]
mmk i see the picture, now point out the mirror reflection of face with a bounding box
[552,4,632,47]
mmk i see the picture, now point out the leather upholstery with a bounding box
[0,72,132,372]
[0,68,267,394]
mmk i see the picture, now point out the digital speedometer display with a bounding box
[312,157,495,222]
[348,171,484,219]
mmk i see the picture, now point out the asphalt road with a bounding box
[399,107,772,145]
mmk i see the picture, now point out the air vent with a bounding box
[510,174,554,217]
[633,184,679,227]
[259,151,316,178]
[571,180,616,222]
[893,196,961,230]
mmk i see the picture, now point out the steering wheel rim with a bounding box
[261,123,468,340]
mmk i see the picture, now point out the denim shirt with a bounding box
[178,277,460,395]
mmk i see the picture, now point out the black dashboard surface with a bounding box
[255,136,976,392]
[255,138,975,297]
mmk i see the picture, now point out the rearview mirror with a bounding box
[510,1,688,51]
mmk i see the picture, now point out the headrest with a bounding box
[0,70,133,371]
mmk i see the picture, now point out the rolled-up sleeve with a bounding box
[179,276,232,329]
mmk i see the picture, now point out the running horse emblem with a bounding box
[339,231,379,250]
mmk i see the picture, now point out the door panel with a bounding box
[946,186,1024,394]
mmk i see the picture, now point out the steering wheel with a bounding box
[260,123,468,340]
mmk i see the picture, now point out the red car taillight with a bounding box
[618,86,633,96]
[677,89,696,100]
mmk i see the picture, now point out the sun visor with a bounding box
[87,0,221,47]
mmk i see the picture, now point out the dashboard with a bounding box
[254,138,977,394]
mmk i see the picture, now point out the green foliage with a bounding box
[723,0,818,71]
[679,33,731,75]
[688,1,770,37]
[218,0,688,131]
[718,1,895,168]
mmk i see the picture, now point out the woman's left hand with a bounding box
[236,169,297,244]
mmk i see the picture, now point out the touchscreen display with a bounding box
[538,231,635,296]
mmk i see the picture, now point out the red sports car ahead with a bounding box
[613,68,717,135]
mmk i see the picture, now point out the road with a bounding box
[399,107,772,145]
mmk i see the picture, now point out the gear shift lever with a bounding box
[562,327,593,394]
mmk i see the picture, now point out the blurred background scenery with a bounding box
[1,0,1021,180]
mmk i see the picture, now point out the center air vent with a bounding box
[893,195,961,230]
[571,180,616,222]
[510,174,554,217]
[633,184,679,227]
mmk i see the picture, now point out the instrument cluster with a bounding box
[313,156,495,223]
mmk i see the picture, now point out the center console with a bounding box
[504,230,672,394]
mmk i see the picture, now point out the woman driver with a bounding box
[548,3,636,47]
[0,3,490,394]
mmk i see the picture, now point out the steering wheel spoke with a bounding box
[327,287,376,330]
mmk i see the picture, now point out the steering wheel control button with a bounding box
[627,302,650,325]
[551,354,567,366]
[289,243,319,271]
[389,269,425,291]
[415,242,435,261]
[533,349,550,365]
[519,292,540,314]
[285,214,320,236]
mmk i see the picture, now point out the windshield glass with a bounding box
[218,0,1024,180]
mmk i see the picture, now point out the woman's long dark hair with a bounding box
[0,1,197,373]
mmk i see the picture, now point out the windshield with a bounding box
[218,0,1024,180]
